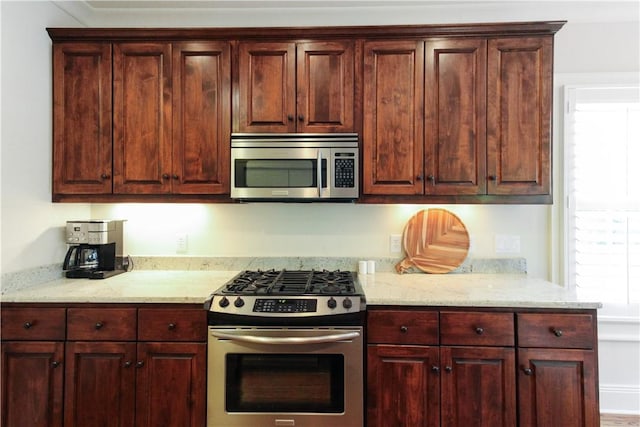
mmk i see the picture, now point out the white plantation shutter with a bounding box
[565,86,640,304]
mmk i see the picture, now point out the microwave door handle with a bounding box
[317,149,322,197]
[210,331,360,345]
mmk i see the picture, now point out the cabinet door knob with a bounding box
[444,366,453,373]
[523,367,533,376]
[101,173,110,180]
[162,173,170,179]
[298,115,304,122]
[475,327,485,335]
[431,365,440,373]
[94,322,104,330]
[51,361,61,368]
[136,361,144,368]
[400,325,408,333]
[23,321,33,329]
[416,175,423,181]
[172,174,179,180]
[287,114,294,122]
[552,328,563,337]
[168,323,176,330]
[427,174,435,182]
[124,361,132,368]
[488,175,497,181]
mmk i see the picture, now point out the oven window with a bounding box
[225,354,344,413]
[234,159,327,188]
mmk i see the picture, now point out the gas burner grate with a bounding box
[221,269,357,296]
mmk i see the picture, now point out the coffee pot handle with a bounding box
[62,246,77,270]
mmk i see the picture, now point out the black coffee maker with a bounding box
[63,220,127,279]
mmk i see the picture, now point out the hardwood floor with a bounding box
[601,414,640,426]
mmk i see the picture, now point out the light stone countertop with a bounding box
[360,273,601,309]
[1,270,601,309]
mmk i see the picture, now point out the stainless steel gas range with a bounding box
[205,269,366,427]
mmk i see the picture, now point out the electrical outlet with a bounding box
[495,234,520,254]
[176,233,188,253]
[389,234,402,253]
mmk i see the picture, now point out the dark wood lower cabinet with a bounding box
[136,342,206,427]
[518,348,599,427]
[441,346,516,427]
[367,344,440,427]
[367,307,599,427]
[64,342,136,427]
[1,342,64,427]
[0,304,207,427]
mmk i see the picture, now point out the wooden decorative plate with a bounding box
[395,208,470,274]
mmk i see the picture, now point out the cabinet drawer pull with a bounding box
[23,321,33,329]
[168,323,176,330]
[95,322,104,330]
[475,327,485,335]
[552,328,563,337]
[400,325,408,333]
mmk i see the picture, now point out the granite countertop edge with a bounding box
[1,270,602,310]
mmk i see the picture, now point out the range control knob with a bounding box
[327,297,337,309]
[343,298,353,309]
[219,297,230,308]
[234,297,245,308]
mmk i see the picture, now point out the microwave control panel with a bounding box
[334,153,356,188]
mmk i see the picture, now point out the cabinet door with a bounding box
[367,344,439,427]
[441,346,516,427]
[424,39,487,195]
[363,40,425,195]
[173,42,231,194]
[236,42,296,132]
[518,348,599,427]
[64,341,136,427]
[113,43,172,194]
[1,342,64,427]
[135,342,206,427]
[296,41,355,132]
[52,43,112,196]
[487,37,552,196]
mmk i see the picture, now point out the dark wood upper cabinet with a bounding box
[235,41,355,133]
[487,36,553,196]
[113,42,172,195]
[173,42,231,195]
[52,43,112,195]
[424,38,487,196]
[48,22,563,203]
[362,40,425,195]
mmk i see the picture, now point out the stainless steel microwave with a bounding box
[231,133,359,201]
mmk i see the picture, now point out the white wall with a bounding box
[1,1,91,275]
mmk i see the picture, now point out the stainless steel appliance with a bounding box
[63,220,128,279]
[205,270,366,427]
[231,133,359,201]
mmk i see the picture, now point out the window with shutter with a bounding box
[564,85,640,308]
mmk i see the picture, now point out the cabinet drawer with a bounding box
[367,310,438,345]
[1,308,66,340]
[67,308,136,340]
[440,312,514,346]
[517,313,595,349]
[137,308,207,342]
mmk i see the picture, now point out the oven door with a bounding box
[207,327,363,427]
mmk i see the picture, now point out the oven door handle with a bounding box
[210,331,360,345]
[317,149,322,197]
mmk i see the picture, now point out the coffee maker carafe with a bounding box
[63,220,127,279]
